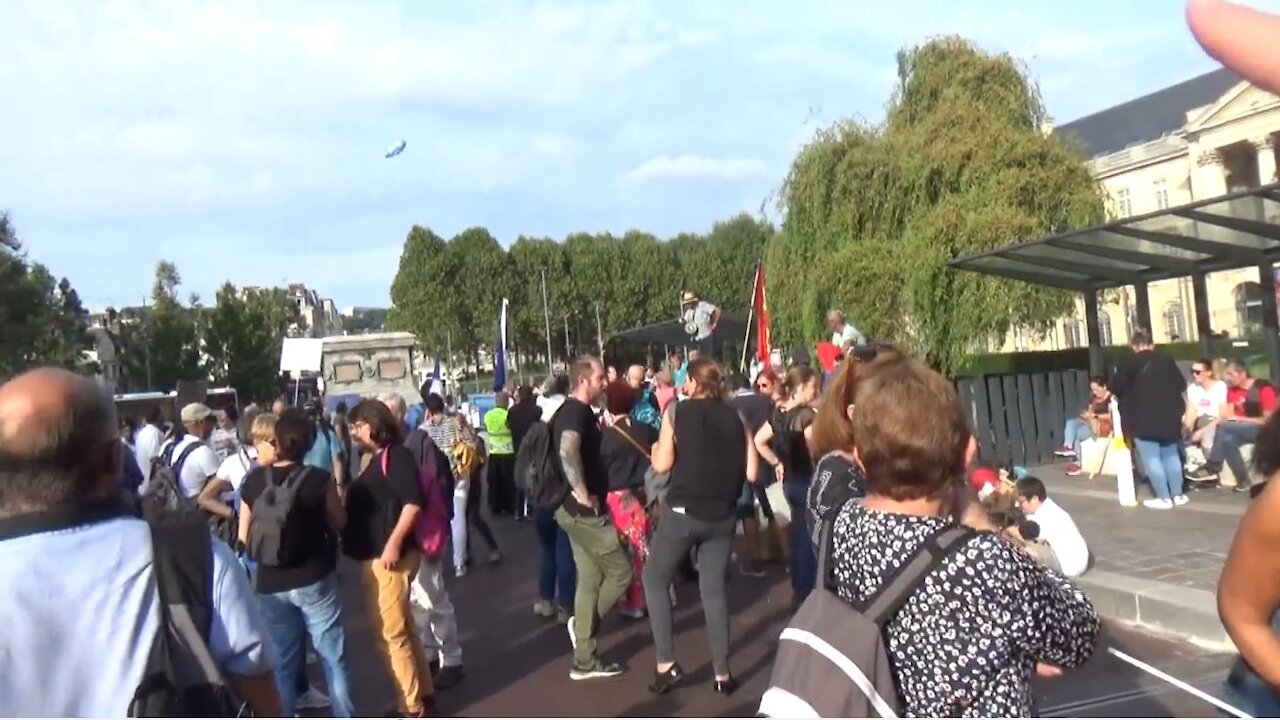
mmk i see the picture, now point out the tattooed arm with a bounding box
[558,429,596,511]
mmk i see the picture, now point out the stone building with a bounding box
[998,68,1280,352]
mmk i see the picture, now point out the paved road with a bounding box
[320,514,1241,717]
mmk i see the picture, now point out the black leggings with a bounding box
[466,466,499,558]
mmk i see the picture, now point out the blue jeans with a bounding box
[1063,418,1092,456]
[1210,421,1262,488]
[784,480,816,602]
[534,507,576,609]
[1132,438,1184,501]
[257,574,354,718]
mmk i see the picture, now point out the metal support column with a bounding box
[1191,272,1213,358]
[1133,283,1152,337]
[1084,289,1105,378]
[1259,262,1280,381]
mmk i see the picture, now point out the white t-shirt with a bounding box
[1029,498,1089,578]
[160,435,221,500]
[682,300,717,340]
[1187,380,1228,419]
[215,446,257,505]
[832,322,864,348]
[209,427,239,464]
[133,424,164,482]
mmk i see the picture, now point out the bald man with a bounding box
[0,368,281,717]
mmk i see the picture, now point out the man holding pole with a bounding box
[680,290,721,360]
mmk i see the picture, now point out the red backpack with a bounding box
[381,449,449,561]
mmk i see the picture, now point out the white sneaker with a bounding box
[295,687,330,710]
[1143,498,1174,510]
[1173,495,1189,506]
[566,616,577,650]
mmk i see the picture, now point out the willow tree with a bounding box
[771,37,1106,373]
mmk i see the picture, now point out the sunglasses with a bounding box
[849,342,895,362]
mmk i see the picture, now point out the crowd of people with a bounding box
[2,312,1128,717]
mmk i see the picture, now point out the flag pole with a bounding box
[740,260,760,373]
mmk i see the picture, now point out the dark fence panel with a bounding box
[958,370,1089,467]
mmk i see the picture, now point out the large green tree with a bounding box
[772,37,1105,372]
[120,261,203,392]
[202,283,298,403]
[388,226,452,348]
[0,213,91,378]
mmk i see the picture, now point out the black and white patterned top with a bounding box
[806,450,866,547]
[826,504,1099,718]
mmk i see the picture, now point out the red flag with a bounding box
[752,263,772,368]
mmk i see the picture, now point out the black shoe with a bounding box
[649,663,684,695]
[713,676,738,695]
[1234,483,1254,494]
[1187,467,1220,483]
[569,659,625,681]
[434,664,464,689]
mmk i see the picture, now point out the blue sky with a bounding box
[3,0,1277,310]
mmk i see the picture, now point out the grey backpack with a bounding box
[246,465,309,567]
[760,519,974,718]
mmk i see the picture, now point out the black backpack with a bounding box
[141,439,201,519]
[0,499,240,717]
[761,517,974,718]
[514,410,568,511]
[246,465,310,567]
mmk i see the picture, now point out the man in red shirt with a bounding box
[1189,360,1276,493]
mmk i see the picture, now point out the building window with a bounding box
[1236,282,1265,335]
[1098,309,1114,346]
[1115,188,1133,218]
[1163,302,1185,342]
[1154,180,1170,210]
[1063,318,1083,348]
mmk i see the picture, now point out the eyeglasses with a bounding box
[1191,368,1206,376]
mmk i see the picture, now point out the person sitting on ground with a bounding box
[1184,358,1228,473]
[1005,519,1062,574]
[814,353,1098,717]
[0,368,281,717]
[1054,377,1112,477]
[1189,360,1277,494]
[1014,477,1089,578]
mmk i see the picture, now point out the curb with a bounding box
[1077,570,1235,652]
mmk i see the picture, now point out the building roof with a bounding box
[1054,67,1242,159]
[949,182,1280,292]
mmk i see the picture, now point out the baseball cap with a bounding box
[180,403,214,425]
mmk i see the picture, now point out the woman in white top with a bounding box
[1186,358,1229,454]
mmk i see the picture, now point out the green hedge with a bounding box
[958,336,1274,380]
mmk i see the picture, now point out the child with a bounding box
[1007,520,1062,573]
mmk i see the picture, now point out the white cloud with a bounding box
[623,155,770,184]
[4,0,1273,308]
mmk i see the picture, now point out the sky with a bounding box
[3,0,1278,310]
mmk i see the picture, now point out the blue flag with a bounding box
[493,298,508,392]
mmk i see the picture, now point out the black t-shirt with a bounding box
[731,390,773,434]
[341,444,425,561]
[241,464,337,594]
[600,419,659,492]
[550,398,608,515]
